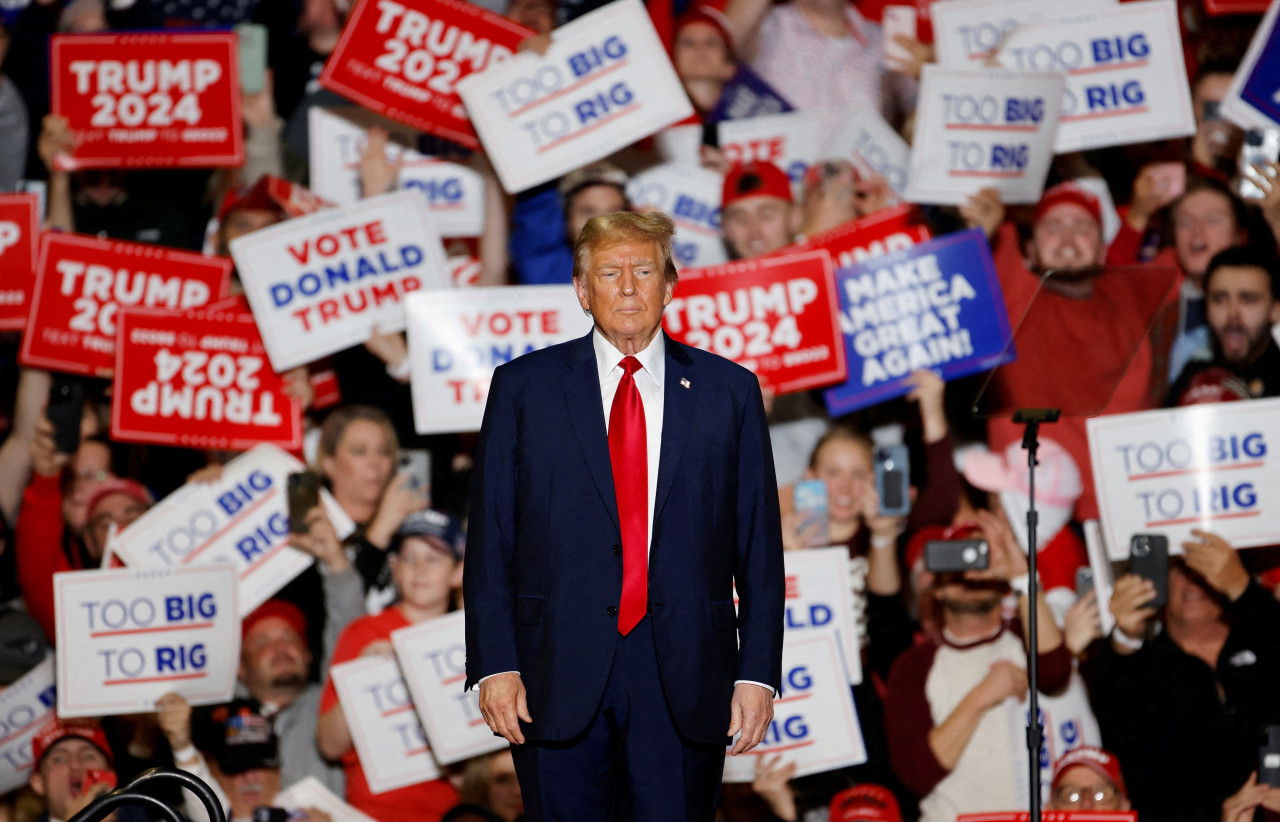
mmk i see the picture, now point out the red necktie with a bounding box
[610,356,647,636]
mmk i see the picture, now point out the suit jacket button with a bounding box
[612,544,622,555]
[606,606,617,617]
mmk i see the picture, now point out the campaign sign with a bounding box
[54,565,238,718]
[405,285,591,434]
[781,205,932,272]
[0,658,55,794]
[308,107,485,237]
[0,194,39,330]
[905,66,1064,205]
[626,163,727,269]
[707,65,794,122]
[1087,398,1280,559]
[718,110,823,186]
[824,104,913,195]
[994,0,1195,153]
[721,628,866,783]
[20,233,231,377]
[393,611,506,764]
[111,307,303,452]
[277,777,378,822]
[320,0,531,150]
[106,445,314,616]
[1204,0,1268,15]
[330,654,442,793]
[931,0,1116,67]
[50,33,244,169]
[824,228,1013,415]
[1221,0,1280,130]
[664,250,846,395]
[456,0,694,193]
[783,547,862,685]
[231,190,452,372]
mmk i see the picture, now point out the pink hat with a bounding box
[1052,746,1127,796]
[85,479,154,521]
[962,440,1082,511]
[830,784,902,822]
[722,161,793,208]
[1034,182,1103,227]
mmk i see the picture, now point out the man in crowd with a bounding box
[1087,530,1280,822]
[721,160,797,260]
[1167,246,1280,403]
[1045,746,1132,812]
[28,719,129,822]
[884,510,1072,822]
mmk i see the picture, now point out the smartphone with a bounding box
[1261,726,1280,788]
[1075,565,1094,601]
[236,23,268,95]
[874,444,911,517]
[82,769,117,794]
[1128,534,1169,610]
[924,539,989,573]
[793,479,830,547]
[700,120,719,149]
[47,379,85,455]
[882,6,918,70]
[396,449,431,494]
[286,471,321,535]
[1237,128,1280,200]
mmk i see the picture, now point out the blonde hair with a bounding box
[573,211,679,284]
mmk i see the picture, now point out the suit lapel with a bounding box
[562,332,619,530]
[654,335,694,524]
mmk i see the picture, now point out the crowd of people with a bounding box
[1,0,1280,819]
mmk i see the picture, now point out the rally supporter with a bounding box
[1109,176,1250,382]
[509,161,630,285]
[15,417,122,640]
[213,178,289,258]
[724,0,917,134]
[1045,746,1132,812]
[313,406,428,612]
[965,182,1169,523]
[671,5,738,117]
[214,598,355,795]
[884,508,1072,822]
[453,750,523,822]
[796,160,895,238]
[158,694,333,822]
[27,718,142,822]
[721,160,798,260]
[0,15,26,191]
[317,510,465,821]
[1189,60,1246,182]
[1167,246,1280,403]
[1086,530,1280,822]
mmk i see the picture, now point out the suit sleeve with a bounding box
[463,366,523,690]
[731,376,786,693]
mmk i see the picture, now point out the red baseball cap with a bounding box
[1174,366,1252,406]
[722,161,793,208]
[31,718,113,768]
[1052,746,1127,796]
[830,784,902,822]
[241,599,308,641]
[674,4,734,52]
[1033,182,1102,227]
[85,479,154,522]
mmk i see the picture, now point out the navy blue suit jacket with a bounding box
[463,331,785,745]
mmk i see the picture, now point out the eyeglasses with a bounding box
[1052,784,1119,808]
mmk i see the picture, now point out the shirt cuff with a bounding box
[473,671,520,691]
[736,679,777,697]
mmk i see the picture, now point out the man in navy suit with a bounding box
[464,211,785,820]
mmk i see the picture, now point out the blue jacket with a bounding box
[464,331,785,744]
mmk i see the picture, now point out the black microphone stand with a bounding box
[68,767,227,822]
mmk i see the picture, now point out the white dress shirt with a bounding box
[592,328,664,554]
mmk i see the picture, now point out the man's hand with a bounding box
[727,683,774,755]
[971,659,1028,709]
[155,692,193,752]
[1063,590,1102,656]
[289,506,348,573]
[751,754,798,821]
[966,508,1027,584]
[1221,772,1279,822]
[479,672,530,745]
[1183,529,1249,601]
[31,416,69,478]
[959,187,1004,240]
[1109,574,1158,650]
